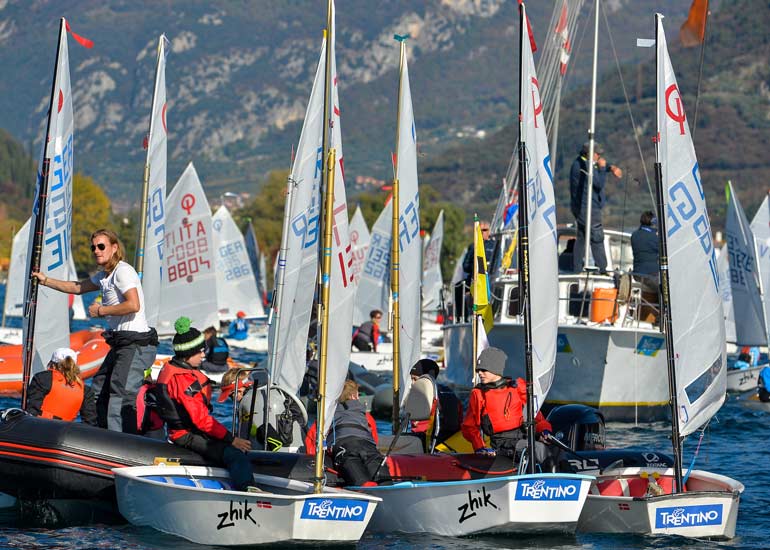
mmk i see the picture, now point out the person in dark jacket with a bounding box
[352,310,384,352]
[153,317,253,491]
[631,211,660,292]
[409,359,462,445]
[33,229,158,433]
[570,142,623,274]
[27,347,97,425]
[202,326,230,373]
[455,221,498,322]
[461,347,552,463]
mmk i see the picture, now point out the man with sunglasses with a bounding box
[33,228,157,433]
[455,221,497,322]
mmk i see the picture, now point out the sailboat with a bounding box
[577,14,743,539]
[721,182,769,392]
[356,12,591,535]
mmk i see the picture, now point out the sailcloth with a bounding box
[244,221,268,308]
[750,193,770,345]
[141,35,169,328]
[422,210,444,311]
[724,181,766,346]
[158,163,218,334]
[520,3,559,414]
[353,199,392,328]
[212,206,263,320]
[67,255,86,320]
[22,20,75,375]
[5,218,31,318]
[322,4,357,433]
[657,16,725,437]
[716,247,736,344]
[395,50,422,389]
[267,40,326,396]
[349,206,371,286]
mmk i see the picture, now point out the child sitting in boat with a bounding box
[27,347,97,425]
[227,311,249,341]
[202,326,230,373]
[152,317,254,491]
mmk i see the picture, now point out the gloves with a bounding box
[476,447,496,456]
[541,430,553,438]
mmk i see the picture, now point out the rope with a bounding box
[682,422,709,486]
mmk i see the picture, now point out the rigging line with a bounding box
[600,3,655,210]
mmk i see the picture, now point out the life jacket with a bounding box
[331,400,375,446]
[40,370,83,422]
[206,336,229,365]
[135,382,165,433]
[478,378,524,437]
[151,358,213,435]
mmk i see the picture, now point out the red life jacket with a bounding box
[40,370,83,422]
[479,380,524,436]
[152,360,213,437]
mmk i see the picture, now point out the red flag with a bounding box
[680,0,708,48]
[555,1,570,75]
[65,21,94,49]
[518,0,537,53]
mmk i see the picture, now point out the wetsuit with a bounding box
[27,370,97,425]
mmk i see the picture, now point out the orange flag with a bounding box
[680,0,708,48]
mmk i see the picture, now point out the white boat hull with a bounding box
[578,468,743,539]
[0,328,21,346]
[113,465,379,546]
[359,473,593,536]
[726,365,763,393]
[443,322,669,422]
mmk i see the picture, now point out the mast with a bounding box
[471,215,480,385]
[135,36,164,277]
[390,37,406,434]
[582,0,600,271]
[21,19,65,410]
[314,0,335,494]
[653,13,684,494]
[518,2,536,475]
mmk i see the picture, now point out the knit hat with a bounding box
[236,311,246,319]
[172,317,205,358]
[477,347,507,377]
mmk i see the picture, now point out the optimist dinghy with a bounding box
[113,465,380,546]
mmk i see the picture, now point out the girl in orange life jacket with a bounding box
[461,347,552,462]
[152,317,254,491]
[27,348,97,425]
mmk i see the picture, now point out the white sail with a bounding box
[5,218,30,318]
[141,35,168,329]
[67,254,86,321]
[422,210,444,311]
[267,41,326,395]
[657,16,725,437]
[158,163,218,334]
[349,205,370,287]
[244,220,268,308]
[520,6,559,414]
[750,193,770,345]
[395,49,421,394]
[212,206,263,320]
[353,199,392,328]
[716,246,736,344]
[322,5,357,434]
[724,181,766,346]
[22,20,74,375]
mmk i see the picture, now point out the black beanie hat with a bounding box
[173,317,205,358]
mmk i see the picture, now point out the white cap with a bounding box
[51,347,79,364]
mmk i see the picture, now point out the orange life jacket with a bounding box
[40,370,83,422]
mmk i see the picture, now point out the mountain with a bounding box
[0,0,709,211]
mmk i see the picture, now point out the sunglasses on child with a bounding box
[90,243,107,252]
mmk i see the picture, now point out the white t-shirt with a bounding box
[90,261,149,332]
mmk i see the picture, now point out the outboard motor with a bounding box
[547,404,606,451]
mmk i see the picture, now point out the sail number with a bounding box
[217,241,250,281]
[364,231,391,280]
[398,192,420,253]
[665,163,719,291]
[166,221,212,282]
[45,133,74,271]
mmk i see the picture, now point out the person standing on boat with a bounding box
[202,326,230,373]
[32,229,158,433]
[27,347,97,425]
[630,211,659,293]
[153,317,254,491]
[352,309,384,352]
[570,142,623,274]
[461,347,552,463]
[227,311,249,340]
[455,221,497,322]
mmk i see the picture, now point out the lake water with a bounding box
[0,291,766,548]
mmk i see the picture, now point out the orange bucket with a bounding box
[590,287,618,323]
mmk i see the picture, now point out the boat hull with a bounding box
[113,465,379,546]
[359,473,593,536]
[578,468,743,539]
[726,365,763,393]
[443,322,669,422]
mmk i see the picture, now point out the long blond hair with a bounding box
[50,356,83,388]
[90,228,125,273]
[338,380,359,403]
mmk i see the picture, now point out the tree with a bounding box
[72,173,113,274]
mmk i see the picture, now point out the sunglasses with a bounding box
[481,228,490,233]
[90,243,107,252]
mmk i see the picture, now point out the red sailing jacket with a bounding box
[461,377,552,451]
[153,359,233,443]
